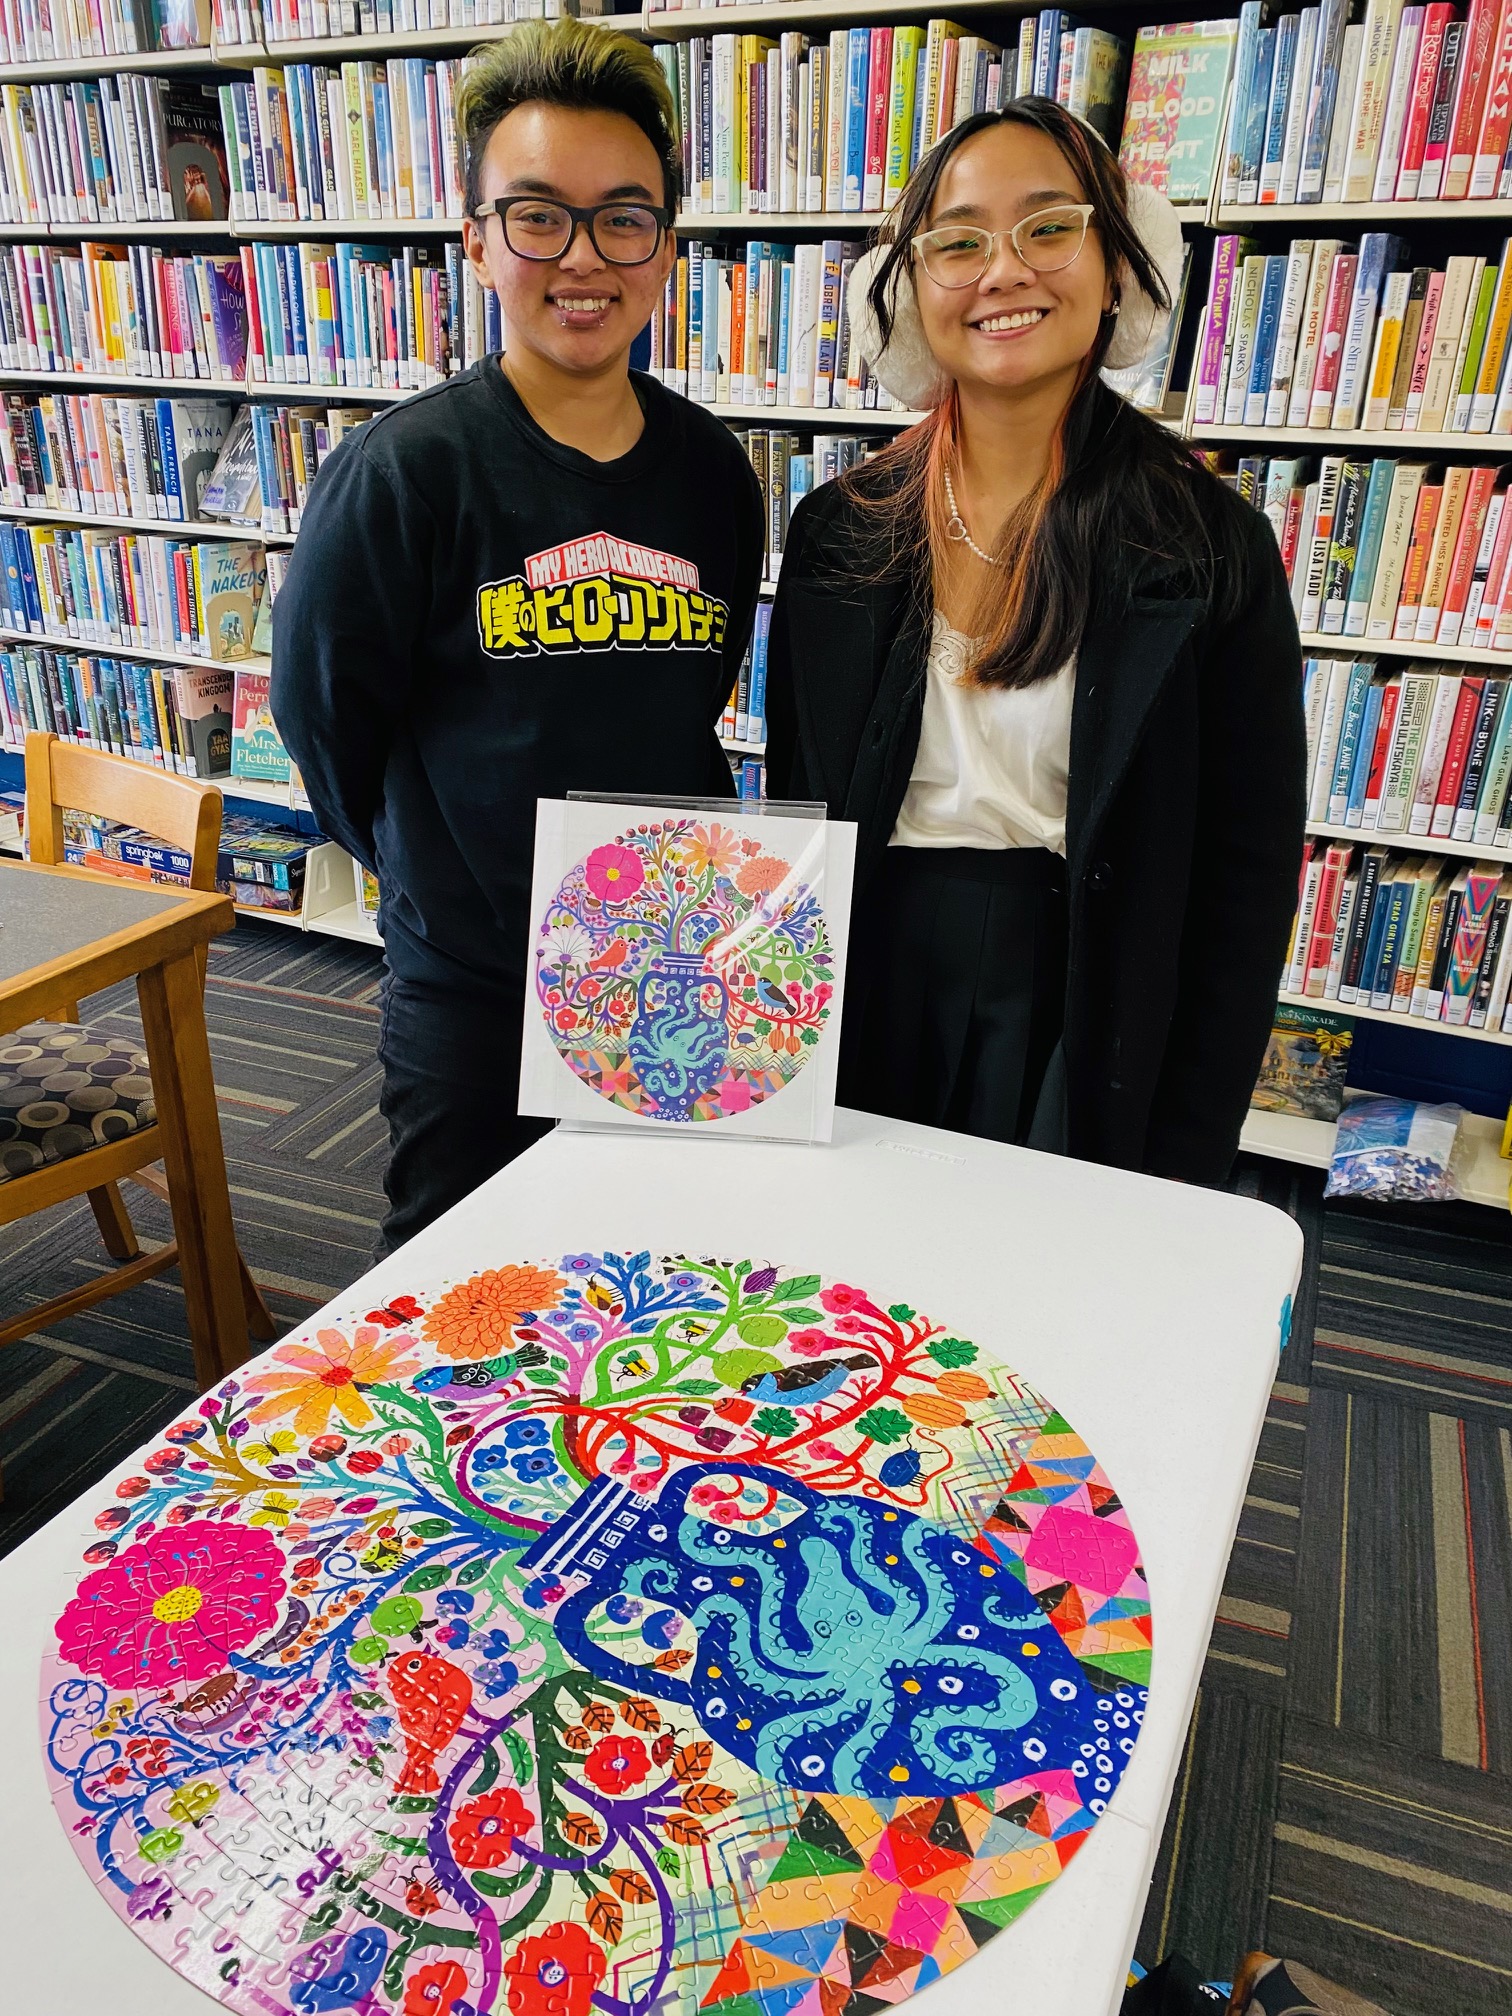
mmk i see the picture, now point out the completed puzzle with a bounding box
[43,1253,1152,2015]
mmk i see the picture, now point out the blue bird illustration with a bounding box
[740,1352,873,1405]
[753,977,797,1016]
[289,1926,388,2013]
[413,1343,548,1394]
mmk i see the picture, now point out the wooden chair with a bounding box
[0,733,276,1358]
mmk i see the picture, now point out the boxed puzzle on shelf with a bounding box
[1251,1002,1355,1122]
[60,807,319,911]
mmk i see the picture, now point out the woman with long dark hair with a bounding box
[764,100,1307,1183]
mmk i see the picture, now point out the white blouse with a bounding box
[890,616,1077,855]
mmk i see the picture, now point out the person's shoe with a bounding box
[1229,1953,1390,2015]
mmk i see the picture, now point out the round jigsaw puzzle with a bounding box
[534,821,835,1121]
[43,1253,1152,2016]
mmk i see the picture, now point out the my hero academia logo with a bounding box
[477,531,729,660]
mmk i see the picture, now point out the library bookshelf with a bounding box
[2,7,1510,1201]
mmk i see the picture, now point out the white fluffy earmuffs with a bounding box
[846,154,1187,412]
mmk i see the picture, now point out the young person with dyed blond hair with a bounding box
[273,20,763,1252]
[766,100,1307,1184]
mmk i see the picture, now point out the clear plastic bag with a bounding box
[1324,1095,1469,1203]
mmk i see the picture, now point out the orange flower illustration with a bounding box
[735,855,790,898]
[680,824,741,879]
[245,1326,422,1436]
[423,1266,565,1362]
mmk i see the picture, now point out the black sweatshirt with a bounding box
[271,359,765,989]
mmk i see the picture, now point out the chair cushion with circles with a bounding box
[0,1020,156,1185]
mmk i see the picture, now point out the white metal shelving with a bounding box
[1298,630,1510,668]
[1277,985,1512,1046]
[1218,199,1512,225]
[0,43,216,84]
[0,503,295,545]
[0,624,271,674]
[1306,820,1512,865]
[698,401,922,426]
[0,367,404,405]
[1192,423,1512,453]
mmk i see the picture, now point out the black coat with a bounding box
[764,424,1308,1184]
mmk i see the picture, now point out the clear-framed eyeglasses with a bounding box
[912,202,1096,288]
[472,197,671,267]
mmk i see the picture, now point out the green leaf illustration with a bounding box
[927,1338,979,1366]
[857,1406,911,1445]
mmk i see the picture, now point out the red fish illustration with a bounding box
[387,1652,473,1794]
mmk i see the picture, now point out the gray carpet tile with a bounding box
[2,919,1509,2013]
[1139,1177,1512,2011]
[0,919,387,1550]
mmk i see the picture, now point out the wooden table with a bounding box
[0,856,248,1387]
[0,1112,1301,2015]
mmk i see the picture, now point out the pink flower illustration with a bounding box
[584,844,644,903]
[716,1074,753,1115]
[819,1284,869,1315]
[54,1521,286,1690]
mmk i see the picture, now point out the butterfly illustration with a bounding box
[366,1295,423,1328]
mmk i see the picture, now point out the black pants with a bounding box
[375,972,551,1256]
[841,846,1069,1147]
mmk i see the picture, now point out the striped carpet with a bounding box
[0,919,389,1552]
[3,917,1510,2013]
[1139,1165,1512,2014]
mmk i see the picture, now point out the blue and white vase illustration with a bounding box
[627,952,730,1120]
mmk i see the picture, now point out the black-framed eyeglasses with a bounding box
[472,197,671,267]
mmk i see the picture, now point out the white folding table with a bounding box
[0,1110,1301,2016]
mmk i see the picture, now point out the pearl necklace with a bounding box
[942,465,1002,567]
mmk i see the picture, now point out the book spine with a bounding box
[1372,7,1424,201]
[1299,0,1350,199]
[1196,235,1243,427]
[1308,250,1358,425]
[1266,240,1317,426]
[1396,3,1453,197]
[1419,17,1466,198]
[1340,849,1385,998]
[1445,0,1501,199]
[1455,680,1507,839]
[1411,671,1466,832]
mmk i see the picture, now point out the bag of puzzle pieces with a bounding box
[1323,1095,1468,1203]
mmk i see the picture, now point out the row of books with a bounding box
[0,519,268,662]
[2,387,233,519]
[212,0,593,47]
[1302,654,1512,843]
[4,242,253,382]
[0,388,371,526]
[1196,234,1512,436]
[60,805,319,913]
[648,239,906,413]
[0,76,226,229]
[651,13,1127,220]
[1238,452,1512,650]
[1284,838,1512,1032]
[722,598,770,747]
[219,59,469,224]
[0,645,235,776]
[0,0,209,67]
[732,426,874,583]
[192,398,369,530]
[1221,0,1512,208]
[0,239,503,391]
